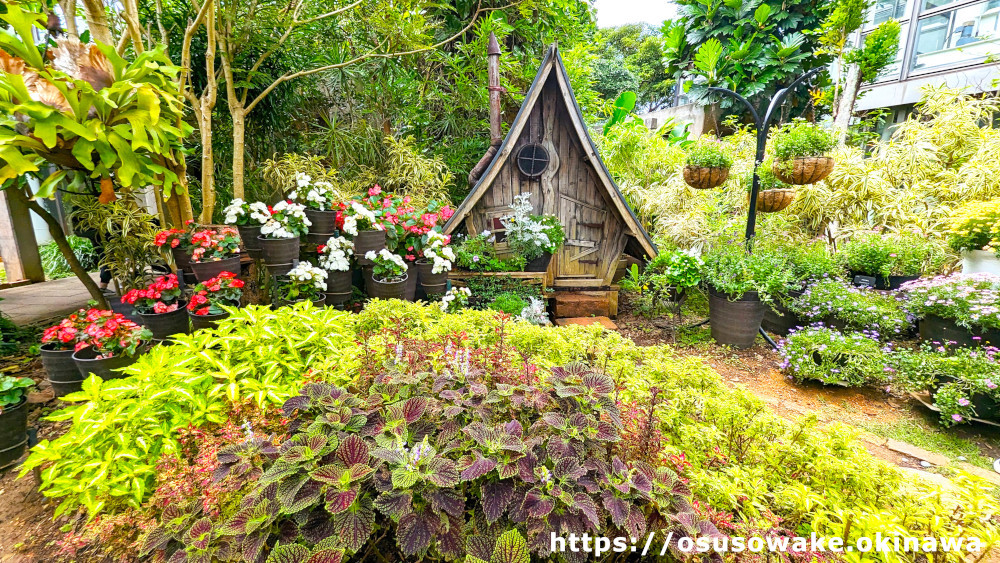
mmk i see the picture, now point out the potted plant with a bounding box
[71,310,150,380]
[619,249,702,318]
[189,227,242,282]
[789,278,912,338]
[154,221,198,278]
[501,193,565,272]
[771,120,837,185]
[754,163,797,213]
[438,286,472,313]
[187,272,245,330]
[223,198,271,259]
[121,274,189,340]
[840,231,944,290]
[757,239,840,336]
[947,197,1000,275]
[289,172,341,237]
[454,231,519,272]
[682,139,732,190]
[343,191,386,265]
[365,248,408,300]
[416,231,454,296]
[274,263,327,307]
[39,308,92,397]
[317,235,354,306]
[701,240,794,348]
[0,375,33,470]
[257,200,311,273]
[892,346,999,426]
[901,274,1000,348]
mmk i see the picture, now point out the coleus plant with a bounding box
[140,363,707,562]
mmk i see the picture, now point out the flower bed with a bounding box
[778,326,893,386]
[892,345,1000,426]
[789,278,912,337]
[901,274,1000,346]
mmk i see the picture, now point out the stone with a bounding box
[886,439,950,466]
[957,462,1000,486]
[919,461,931,468]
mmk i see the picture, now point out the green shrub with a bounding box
[39,235,98,279]
[685,139,733,169]
[488,292,527,315]
[772,120,837,161]
[778,326,891,386]
[840,231,946,277]
[700,239,795,303]
[790,278,912,337]
[891,345,1000,426]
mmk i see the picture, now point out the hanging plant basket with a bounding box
[773,156,834,185]
[683,166,730,190]
[755,189,796,213]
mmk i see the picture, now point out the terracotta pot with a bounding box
[40,344,83,398]
[72,345,145,380]
[326,269,353,294]
[773,156,834,185]
[305,209,338,234]
[354,230,387,266]
[708,288,766,348]
[918,315,1000,348]
[257,236,300,265]
[755,189,796,213]
[137,301,190,340]
[369,274,408,300]
[683,166,729,190]
[190,256,241,282]
[525,252,552,272]
[416,260,448,296]
[237,225,263,259]
[190,310,230,331]
[0,398,28,470]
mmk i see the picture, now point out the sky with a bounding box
[593,0,677,28]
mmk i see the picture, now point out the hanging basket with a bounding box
[773,156,834,185]
[755,189,796,213]
[682,166,730,190]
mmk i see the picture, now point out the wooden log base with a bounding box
[554,316,617,330]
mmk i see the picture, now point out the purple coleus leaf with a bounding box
[426,458,460,488]
[402,397,429,423]
[461,454,497,481]
[397,507,440,556]
[336,435,369,466]
[281,394,311,417]
[553,457,586,481]
[504,419,524,438]
[435,513,464,559]
[594,421,618,442]
[522,487,555,519]
[582,372,615,395]
[625,504,647,538]
[602,491,629,527]
[426,488,466,518]
[324,488,358,515]
[333,498,375,552]
[242,530,267,563]
[573,493,600,528]
[183,517,213,551]
[481,481,516,523]
[373,491,413,520]
[541,412,566,429]
[265,543,311,563]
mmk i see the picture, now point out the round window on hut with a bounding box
[515,143,549,178]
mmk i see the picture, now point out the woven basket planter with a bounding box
[773,156,834,185]
[755,189,796,213]
[682,166,729,190]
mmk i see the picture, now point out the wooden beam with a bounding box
[0,189,44,283]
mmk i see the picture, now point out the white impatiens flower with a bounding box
[318,236,354,271]
[368,248,408,282]
[287,262,328,291]
[260,219,293,239]
[295,172,312,189]
[422,230,455,274]
[223,198,246,225]
[348,201,383,231]
[248,202,271,224]
[342,216,359,236]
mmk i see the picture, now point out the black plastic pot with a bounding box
[171,247,197,284]
[0,398,28,470]
[708,288,766,348]
[304,232,335,247]
[258,236,300,265]
[237,225,263,260]
[354,230,386,266]
[525,252,552,272]
[918,315,1000,348]
[416,260,448,296]
[326,269,353,294]
[305,209,338,234]
[190,310,230,331]
[72,345,144,380]
[369,274,408,300]
[190,256,241,282]
[887,275,919,290]
[325,291,352,307]
[760,291,807,336]
[933,376,999,421]
[40,344,84,398]
[137,301,190,340]
[108,298,141,324]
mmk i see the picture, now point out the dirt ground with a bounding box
[1,303,998,562]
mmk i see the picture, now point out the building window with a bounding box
[869,0,913,27]
[911,0,1000,71]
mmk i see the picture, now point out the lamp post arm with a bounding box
[762,67,824,131]
[706,87,761,129]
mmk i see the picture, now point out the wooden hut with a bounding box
[444,42,657,318]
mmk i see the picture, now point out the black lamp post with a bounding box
[707,67,824,245]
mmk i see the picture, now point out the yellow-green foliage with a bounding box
[603,87,1000,250]
[23,301,999,560]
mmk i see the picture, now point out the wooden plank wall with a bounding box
[468,75,629,287]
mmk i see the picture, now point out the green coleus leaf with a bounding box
[266,543,311,563]
[490,529,530,563]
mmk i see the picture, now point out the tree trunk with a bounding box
[834,64,862,143]
[59,0,78,38]
[80,0,114,46]
[199,102,216,223]
[231,104,246,200]
[10,187,108,309]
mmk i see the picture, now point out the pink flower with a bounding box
[952,414,963,422]
[958,398,970,407]
[368,185,382,197]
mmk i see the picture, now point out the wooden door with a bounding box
[556,193,605,280]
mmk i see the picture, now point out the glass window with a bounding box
[870,0,912,26]
[912,0,1000,70]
